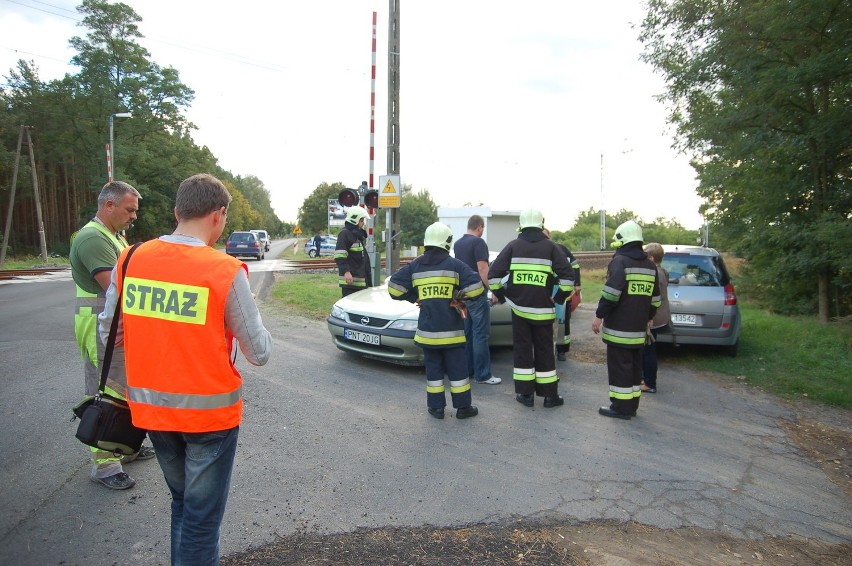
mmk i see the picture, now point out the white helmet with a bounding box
[518,208,544,230]
[611,220,643,248]
[423,222,453,251]
[345,207,368,225]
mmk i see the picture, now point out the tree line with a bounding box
[640,0,850,320]
[0,0,286,258]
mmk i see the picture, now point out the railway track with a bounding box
[0,266,70,280]
[285,251,613,271]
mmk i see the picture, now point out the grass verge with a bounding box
[269,272,339,320]
[1,255,70,269]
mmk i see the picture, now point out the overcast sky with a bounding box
[1,0,705,231]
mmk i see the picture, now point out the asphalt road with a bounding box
[0,240,849,564]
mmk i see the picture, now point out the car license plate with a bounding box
[671,314,697,325]
[344,329,380,345]
[237,244,247,248]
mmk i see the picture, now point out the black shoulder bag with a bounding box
[72,242,147,455]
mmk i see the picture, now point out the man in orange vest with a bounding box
[99,174,272,565]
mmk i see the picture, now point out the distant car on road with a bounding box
[226,231,264,261]
[251,229,270,252]
[305,235,337,258]
[655,245,741,356]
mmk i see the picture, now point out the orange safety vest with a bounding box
[118,240,247,433]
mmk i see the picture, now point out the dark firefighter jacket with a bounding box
[387,247,484,348]
[595,241,661,348]
[487,228,575,324]
[334,222,372,291]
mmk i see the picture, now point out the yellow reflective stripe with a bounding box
[127,385,241,409]
[507,298,555,321]
[334,251,348,259]
[602,328,646,345]
[426,380,445,394]
[535,369,558,385]
[609,385,641,399]
[509,257,553,269]
[450,382,471,394]
[460,282,484,298]
[387,282,408,297]
[513,367,535,382]
[625,267,656,278]
[415,334,466,346]
[123,277,209,325]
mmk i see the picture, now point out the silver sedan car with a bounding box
[327,282,513,365]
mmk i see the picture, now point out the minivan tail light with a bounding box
[724,283,737,306]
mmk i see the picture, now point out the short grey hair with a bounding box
[175,174,232,220]
[98,181,141,208]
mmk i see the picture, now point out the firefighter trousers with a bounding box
[424,347,472,409]
[605,345,642,415]
[511,314,559,397]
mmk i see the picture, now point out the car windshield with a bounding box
[663,254,727,287]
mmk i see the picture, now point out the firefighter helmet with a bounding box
[611,220,643,248]
[345,207,368,225]
[423,222,453,251]
[518,208,544,230]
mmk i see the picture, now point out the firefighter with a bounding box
[388,222,484,420]
[334,207,372,297]
[592,220,661,419]
[488,209,575,408]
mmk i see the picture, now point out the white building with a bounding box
[437,207,522,253]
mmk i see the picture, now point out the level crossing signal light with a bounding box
[363,188,379,209]
[338,188,359,207]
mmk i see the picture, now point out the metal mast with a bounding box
[386,0,401,275]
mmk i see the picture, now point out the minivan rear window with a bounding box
[662,254,728,287]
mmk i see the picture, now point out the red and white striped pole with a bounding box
[367,11,380,284]
[368,11,377,198]
[106,144,113,182]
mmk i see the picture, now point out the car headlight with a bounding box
[388,319,418,331]
[330,305,346,321]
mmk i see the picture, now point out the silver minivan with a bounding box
[655,245,741,356]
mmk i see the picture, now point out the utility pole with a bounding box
[0,126,47,265]
[386,0,401,276]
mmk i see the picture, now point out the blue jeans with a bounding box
[149,427,240,566]
[464,296,492,381]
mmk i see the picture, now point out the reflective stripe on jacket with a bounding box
[119,240,246,432]
[596,243,660,349]
[487,230,575,324]
[388,249,484,348]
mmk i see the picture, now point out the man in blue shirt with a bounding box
[453,215,501,385]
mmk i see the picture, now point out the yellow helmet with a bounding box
[423,222,453,251]
[518,208,544,230]
[611,220,643,248]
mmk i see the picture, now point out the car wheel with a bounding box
[308,249,317,258]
